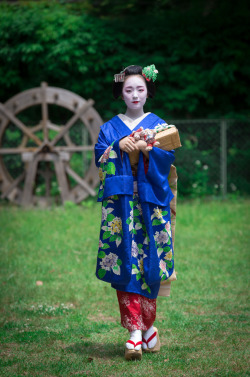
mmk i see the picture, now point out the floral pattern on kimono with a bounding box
[95,113,175,299]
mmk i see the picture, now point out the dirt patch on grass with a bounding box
[87,311,118,323]
[0,342,20,357]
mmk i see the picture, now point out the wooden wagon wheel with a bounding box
[0,82,103,206]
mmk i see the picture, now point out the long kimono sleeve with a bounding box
[95,128,134,202]
[137,147,175,207]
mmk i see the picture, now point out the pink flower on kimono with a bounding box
[99,240,104,248]
[100,146,112,163]
[100,253,118,271]
[154,230,169,245]
[165,221,171,232]
[159,259,166,272]
[102,207,108,221]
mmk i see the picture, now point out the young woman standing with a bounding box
[95,65,175,360]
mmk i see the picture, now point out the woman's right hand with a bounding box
[119,137,139,153]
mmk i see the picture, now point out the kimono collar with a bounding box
[118,113,151,130]
[110,113,161,138]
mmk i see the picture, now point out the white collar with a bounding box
[118,112,151,130]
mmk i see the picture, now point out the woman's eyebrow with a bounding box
[124,85,145,89]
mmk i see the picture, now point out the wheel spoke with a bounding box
[50,99,94,146]
[41,82,49,142]
[65,165,96,196]
[0,103,42,146]
[0,147,38,154]
[54,145,94,152]
[1,172,25,199]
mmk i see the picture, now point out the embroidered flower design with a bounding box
[100,253,118,271]
[110,217,122,234]
[164,250,173,261]
[102,207,108,222]
[131,240,139,258]
[99,168,105,182]
[154,230,169,245]
[99,240,104,248]
[159,259,167,273]
[165,221,171,232]
[100,145,112,163]
[138,257,144,274]
[153,207,163,219]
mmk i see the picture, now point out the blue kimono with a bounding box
[95,113,175,299]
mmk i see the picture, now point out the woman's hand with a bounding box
[135,140,149,159]
[119,137,139,153]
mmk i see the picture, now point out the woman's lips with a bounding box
[132,101,139,104]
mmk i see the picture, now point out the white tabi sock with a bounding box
[142,325,157,350]
[126,329,142,350]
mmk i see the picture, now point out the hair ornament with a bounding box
[114,72,125,82]
[142,64,158,82]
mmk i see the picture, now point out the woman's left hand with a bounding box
[135,140,149,159]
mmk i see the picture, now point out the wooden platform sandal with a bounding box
[142,327,161,353]
[125,340,142,361]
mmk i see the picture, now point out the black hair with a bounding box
[112,65,156,99]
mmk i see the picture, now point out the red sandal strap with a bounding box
[126,340,142,348]
[126,340,136,347]
[142,331,157,345]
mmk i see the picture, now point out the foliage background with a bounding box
[0,0,249,121]
[0,0,249,199]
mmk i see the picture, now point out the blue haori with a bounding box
[95,113,175,299]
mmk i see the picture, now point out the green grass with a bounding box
[0,199,249,377]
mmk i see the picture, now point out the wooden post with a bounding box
[21,153,39,206]
[54,159,70,204]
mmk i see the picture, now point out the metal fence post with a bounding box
[220,119,227,198]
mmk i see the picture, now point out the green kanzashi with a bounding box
[142,64,158,82]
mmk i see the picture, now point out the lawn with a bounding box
[0,198,249,377]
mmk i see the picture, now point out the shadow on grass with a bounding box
[65,340,124,360]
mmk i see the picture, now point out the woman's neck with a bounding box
[124,108,144,120]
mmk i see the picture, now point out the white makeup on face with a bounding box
[122,75,148,119]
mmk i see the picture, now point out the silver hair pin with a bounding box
[114,72,125,82]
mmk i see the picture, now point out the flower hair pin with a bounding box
[142,64,158,82]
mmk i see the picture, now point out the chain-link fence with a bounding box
[171,119,250,198]
[1,113,249,202]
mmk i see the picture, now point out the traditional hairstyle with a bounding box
[112,65,156,99]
